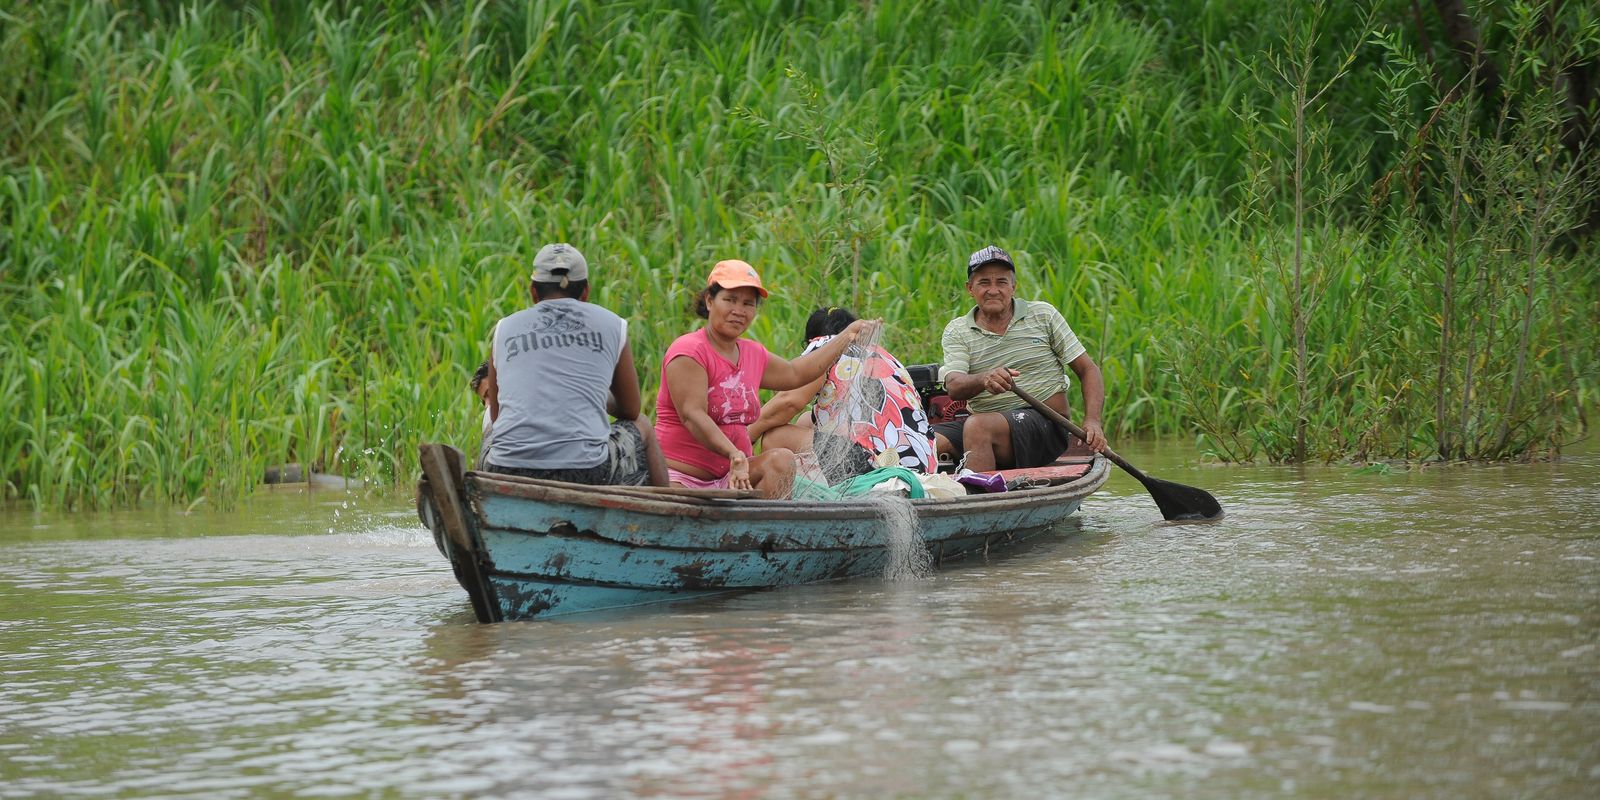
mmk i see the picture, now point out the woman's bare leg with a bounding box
[761,423,814,456]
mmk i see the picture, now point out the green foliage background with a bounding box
[2,0,1596,508]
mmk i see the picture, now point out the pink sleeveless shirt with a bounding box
[655,329,771,476]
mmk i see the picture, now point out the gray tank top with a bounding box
[485,299,627,469]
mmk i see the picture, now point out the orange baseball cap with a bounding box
[707,259,769,298]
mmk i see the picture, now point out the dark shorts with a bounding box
[930,407,1073,470]
[483,420,650,486]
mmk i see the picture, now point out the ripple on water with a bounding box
[2,453,1598,798]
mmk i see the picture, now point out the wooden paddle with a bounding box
[1011,385,1223,521]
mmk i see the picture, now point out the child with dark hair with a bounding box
[804,306,859,342]
[470,359,492,466]
[748,306,935,476]
[470,360,490,402]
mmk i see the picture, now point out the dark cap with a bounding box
[966,245,1015,277]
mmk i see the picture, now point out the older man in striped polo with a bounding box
[931,245,1107,472]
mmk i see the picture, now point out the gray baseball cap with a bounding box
[966,245,1015,277]
[531,243,589,283]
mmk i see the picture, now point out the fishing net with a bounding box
[800,325,932,581]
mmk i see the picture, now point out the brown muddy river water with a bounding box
[2,443,1597,798]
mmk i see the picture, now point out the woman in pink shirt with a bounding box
[655,260,877,498]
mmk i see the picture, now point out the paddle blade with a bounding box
[1139,474,1224,521]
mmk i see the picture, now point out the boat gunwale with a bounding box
[462,457,1110,523]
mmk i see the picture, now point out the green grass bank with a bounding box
[3,0,1596,509]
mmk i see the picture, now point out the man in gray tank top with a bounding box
[481,243,668,487]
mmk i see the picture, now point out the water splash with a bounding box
[865,492,932,582]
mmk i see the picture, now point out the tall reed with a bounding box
[2,0,1594,509]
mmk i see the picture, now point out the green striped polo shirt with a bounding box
[940,298,1086,414]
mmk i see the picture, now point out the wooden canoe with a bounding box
[416,443,1109,622]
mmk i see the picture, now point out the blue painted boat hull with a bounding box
[417,444,1109,621]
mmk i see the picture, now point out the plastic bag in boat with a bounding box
[917,472,966,499]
